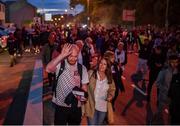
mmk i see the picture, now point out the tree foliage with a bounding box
[70,0,180,26]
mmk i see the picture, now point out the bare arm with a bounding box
[46,44,72,73]
[82,84,87,92]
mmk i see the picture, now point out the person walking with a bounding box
[7,33,17,67]
[85,57,115,125]
[42,32,58,87]
[104,50,125,111]
[46,43,89,125]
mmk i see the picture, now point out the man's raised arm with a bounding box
[46,44,72,73]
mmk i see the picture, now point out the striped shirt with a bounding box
[52,59,89,107]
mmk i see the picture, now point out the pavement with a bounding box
[0,50,169,125]
[0,50,40,125]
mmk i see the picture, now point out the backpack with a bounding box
[53,60,83,97]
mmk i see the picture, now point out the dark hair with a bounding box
[96,57,113,84]
[103,50,115,64]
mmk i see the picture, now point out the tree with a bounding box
[70,0,180,26]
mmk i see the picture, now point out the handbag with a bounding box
[107,102,114,124]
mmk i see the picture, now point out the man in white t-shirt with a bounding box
[115,41,127,71]
[46,43,89,125]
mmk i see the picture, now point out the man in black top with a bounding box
[42,32,57,87]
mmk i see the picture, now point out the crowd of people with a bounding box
[6,23,180,124]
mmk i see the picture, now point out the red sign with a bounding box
[122,9,135,21]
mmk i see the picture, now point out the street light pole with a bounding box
[41,0,45,25]
[87,0,90,28]
[165,0,169,31]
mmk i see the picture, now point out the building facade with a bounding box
[5,0,37,28]
[0,1,5,25]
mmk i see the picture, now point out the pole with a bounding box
[41,0,45,25]
[165,0,169,31]
[87,0,90,28]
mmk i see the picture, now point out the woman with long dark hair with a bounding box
[85,57,115,125]
[104,50,125,111]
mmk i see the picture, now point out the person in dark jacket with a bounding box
[154,55,179,121]
[82,37,95,70]
[42,32,57,87]
[7,33,17,67]
[147,46,166,102]
[136,37,151,81]
[168,58,180,125]
[14,28,22,56]
[22,26,29,50]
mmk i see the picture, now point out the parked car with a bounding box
[0,29,9,48]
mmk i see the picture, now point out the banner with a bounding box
[122,9,135,21]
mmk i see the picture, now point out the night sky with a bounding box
[27,0,83,14]
[27,0,70,9]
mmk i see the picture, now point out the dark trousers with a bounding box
[147,69,160,101]
[54,105,82,125]
[170,102,180,125]
[112,85,119,110]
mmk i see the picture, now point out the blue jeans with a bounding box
[87,109,107,125]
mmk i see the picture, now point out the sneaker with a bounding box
[25,49,28,52]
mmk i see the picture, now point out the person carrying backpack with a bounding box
[46,43,89,125]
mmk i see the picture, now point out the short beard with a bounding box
[67,59,76,65]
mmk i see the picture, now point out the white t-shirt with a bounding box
[94,72,109,112]
[115,49,125,70]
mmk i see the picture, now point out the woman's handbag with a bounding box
[107,102,114,124]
